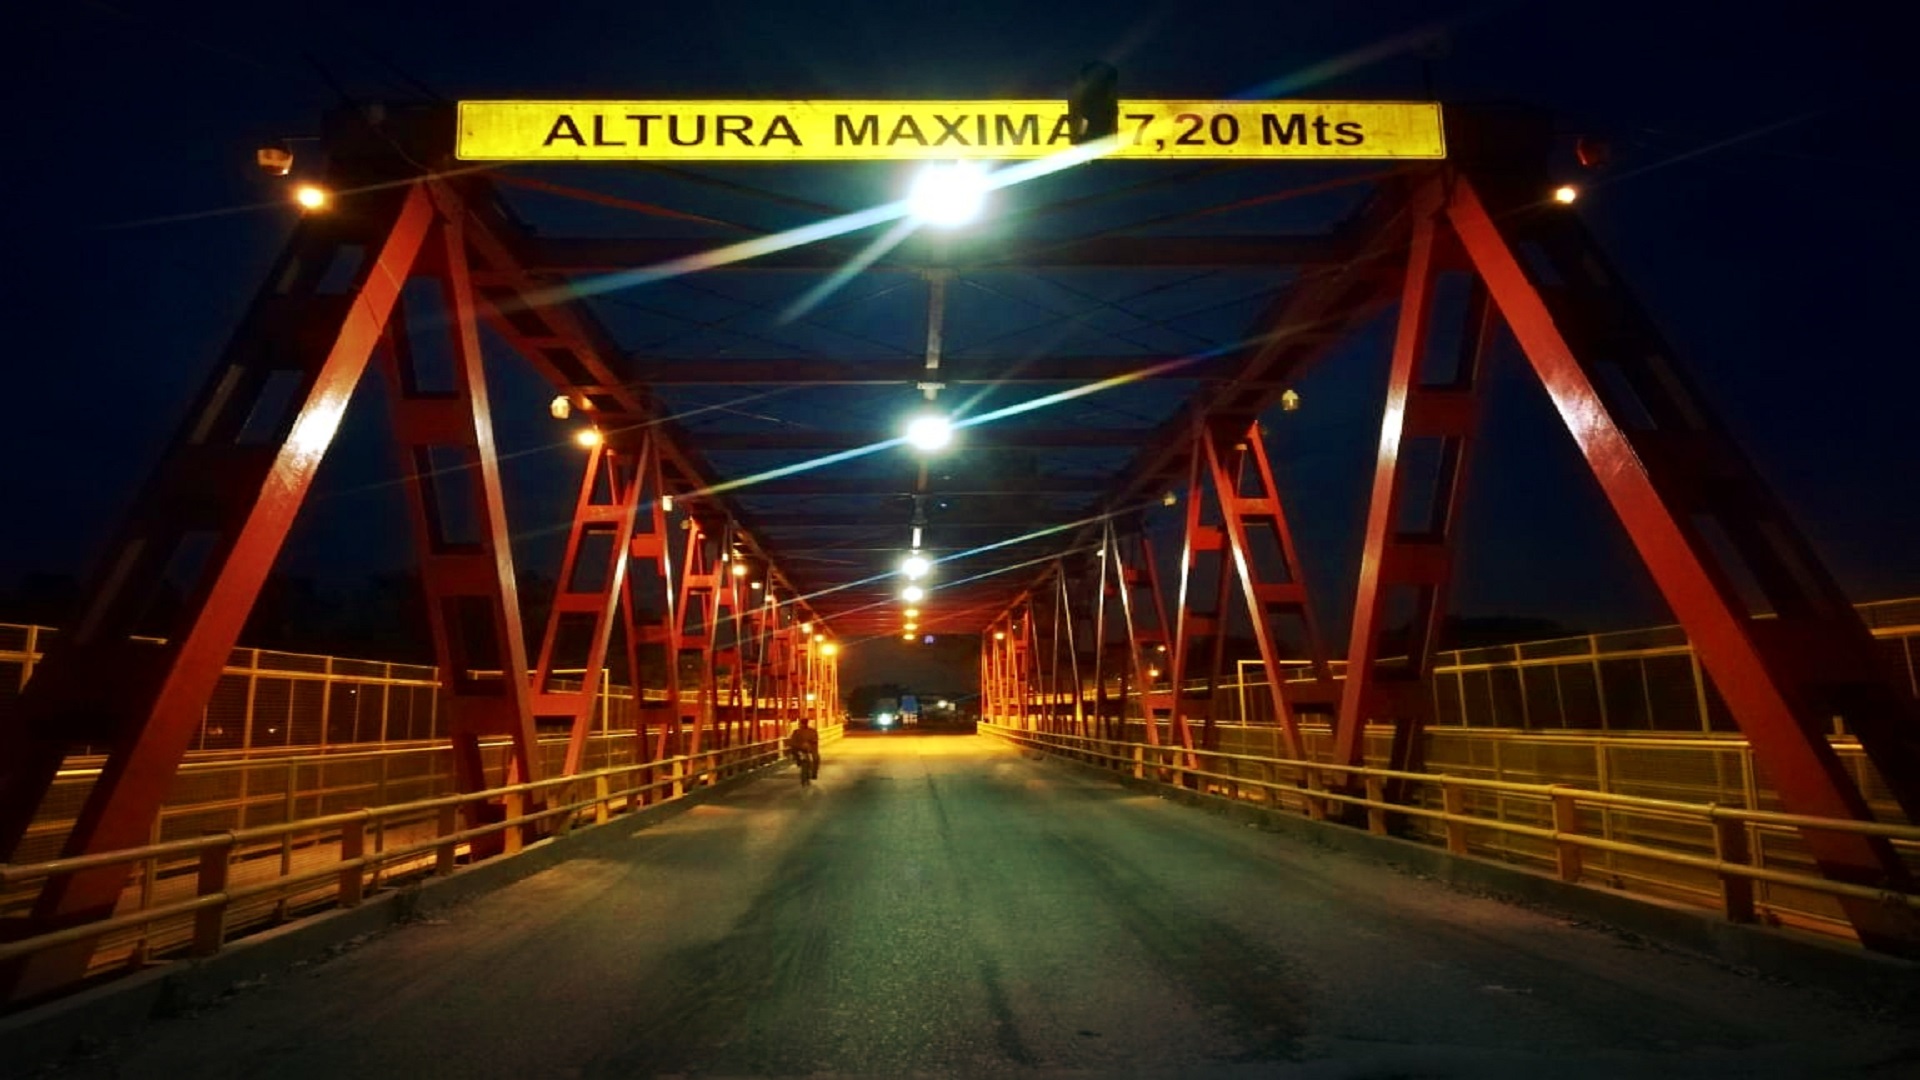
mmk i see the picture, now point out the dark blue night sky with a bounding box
[2,1,1915,655]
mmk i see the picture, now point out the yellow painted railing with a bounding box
[981,723,1920,942]
[0,725,842,991]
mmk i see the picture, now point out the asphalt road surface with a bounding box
[38,734,1920,1078]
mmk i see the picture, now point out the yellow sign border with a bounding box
[456,100,1445,162]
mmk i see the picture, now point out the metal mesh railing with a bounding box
[2,724,844,984]
[985,724,1920,945]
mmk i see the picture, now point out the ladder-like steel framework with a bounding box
[2,103,1916,1005]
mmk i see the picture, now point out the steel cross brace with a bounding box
[1439,172,1920,953]
[0,182,436,1002]
[1335,186,1489,797]
[531,433,651,776]
[619,440,679,801]
[1171,419,1336,762]
[1102,521,1187,775]
[1053,567,1088,737]
[670,520,728,788]
[383,197,544,843]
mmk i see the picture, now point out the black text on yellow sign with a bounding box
[456,101,1445,161]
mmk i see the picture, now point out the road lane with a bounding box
[39,734,1920,1077]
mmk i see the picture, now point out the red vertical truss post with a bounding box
[1445,172,1920,954]
[532,432,648,775]
[981,619,1004,725]
[1031,589,1055,732]
[619,444,677,793]
[0,183,434,1002]
[1174,421,1335,761]
[1169,436,1234,751]
[1055,568,1087,737]
[768,616,796,737]
[1013,598,1038,729]
[1105,521,1182,755]
[709,546,747,753]
[742,588,776,744]
[824,638,840,727]
[996,617,1018,727]
[1335,186,1488,797]
[1075,555,1106,740]
[385,191,542,828]
[673,520,725,768]
[1039,573,1065,733]
[801,631,824,728]
[977,636,990,725]
[1088,532,1118,742]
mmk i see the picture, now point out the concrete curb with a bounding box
[0,761,783,1073]
[1025,746,1920,1012]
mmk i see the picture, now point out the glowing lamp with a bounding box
[294,183,329,211]
[904,413,953,452]
[906,161,990,228]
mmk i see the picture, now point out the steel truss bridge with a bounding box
[1,100,1917,1011]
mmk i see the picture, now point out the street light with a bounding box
[1552,184,1579,205]
[294,183,330,211]
[904,412,953,453]
[573,428,603,448]
[820,642,839,657]
[902,585,926,603]
[907,161,990,228]
[901,554,931,579]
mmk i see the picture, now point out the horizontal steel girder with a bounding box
[734,474,1112,497]
[689,428,1148,451]
[744,512,1094,530]
[511,233,1351,274]
[623,353,1242,385]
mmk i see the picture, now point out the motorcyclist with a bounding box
[787,717,821,785]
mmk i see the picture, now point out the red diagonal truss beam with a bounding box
[0,182,435,1000]
[1441,173,1920,954]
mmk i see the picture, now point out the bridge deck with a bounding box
[45,735,1920,1077]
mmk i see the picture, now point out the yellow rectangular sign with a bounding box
[456,100,1444,161]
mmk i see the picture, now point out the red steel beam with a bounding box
[619,441,680,798]
[619,354,1242,385]
[1173,420,1335,761]
[531,434,648,775]
[1446,173,1920,954]
[1334,187,1490,794]
[386,197,543,829]
[691,428,1150,452]
[512,233,1351,274]
[0,182,435,1002]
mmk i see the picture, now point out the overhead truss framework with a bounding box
[0,99,1913,998]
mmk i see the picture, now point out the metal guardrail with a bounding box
[982,723,1920,942]
[0,725,843,984]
